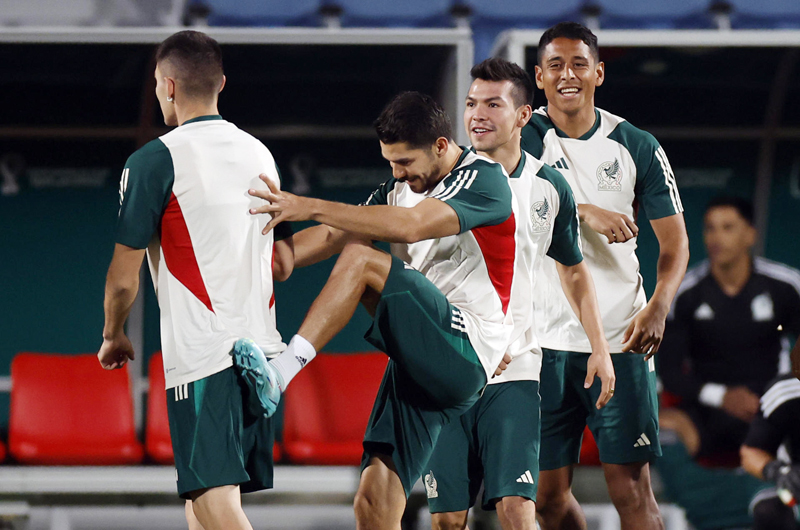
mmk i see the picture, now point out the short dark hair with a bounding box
[470,57,534,108]
[374,92,452,149]
[538,22,600,65]
[705,195,754,225]
[156,30,224,99]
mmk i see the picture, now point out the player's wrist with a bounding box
[699,383,727,408]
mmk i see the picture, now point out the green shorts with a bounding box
[425,381,541,513]
[361,256,488,498]
[167,367,275,499]
[539,349,660,469]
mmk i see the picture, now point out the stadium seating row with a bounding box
[3,351,602,468]
[4,351,388,466]
[189,0,800,29]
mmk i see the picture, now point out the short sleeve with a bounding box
[539,164,583,266]
[116,139,174,249]
[609,122,683,220]
[432,161,512,233]
[743,409,784,455]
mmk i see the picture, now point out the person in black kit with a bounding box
[659,195,800,458]
[741,355,800,530]
[655,196,800,529]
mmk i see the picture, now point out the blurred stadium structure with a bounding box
[1,1,799,529]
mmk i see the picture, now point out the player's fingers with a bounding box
[624,216,639,237]
[622,323,638,351]
[260,174,280,193]
[584,365,596,389]
[250,203,278,215]
[604,229,616,244]
[617,222,635,242]
[262,214,283,235]
[248,187,276,203]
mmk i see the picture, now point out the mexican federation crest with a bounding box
[424,471,439,498]
[531,198,552,233]
[597,158,622,191]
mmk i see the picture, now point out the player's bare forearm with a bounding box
[293,224,352,268]
[648,214,690,315]
[740,445,775,480]
[556,260,609,355]
[250,176,462,243]
[272,238,294,281]
[102,244,145,339]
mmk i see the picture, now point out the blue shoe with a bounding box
[231,338,284,418]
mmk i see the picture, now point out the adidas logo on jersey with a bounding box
[633,433,652,448]
[516,470,535,484]
[550,157,570,170]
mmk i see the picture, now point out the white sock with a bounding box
[271,334,316,389]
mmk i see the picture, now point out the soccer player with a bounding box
[522,22,689,530]
[424,58,614,530]
[97,31,293,530]
[243,91,517,530]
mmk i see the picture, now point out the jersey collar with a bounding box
[508,152,526,179]
[182,115,223,125]
[547,108,601,141]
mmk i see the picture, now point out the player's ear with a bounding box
[595,61,605,87]
[433,137,449,157]
[517,104,532,128]
[218,75,226,94]
[534,66,544,89]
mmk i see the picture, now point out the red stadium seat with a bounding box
[9,353,144,465]
[146,352,281,464]
[146,353,174,464]
[282,352,388,465]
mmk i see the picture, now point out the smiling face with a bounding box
[464,78,529,156]
[379,140,446,193]
[535,37,604,120]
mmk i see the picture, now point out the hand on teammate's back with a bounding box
[721,386,760,422]
[578,204,639,244]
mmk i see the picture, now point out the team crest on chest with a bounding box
[531,198,552,233]
[597,158,622,191]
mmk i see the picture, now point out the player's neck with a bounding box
[547,104,597,139]
[479,141,522,177]
[176,101,221,126]
[438,143,463,182]
[711,254,752,297]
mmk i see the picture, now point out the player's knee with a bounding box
[535,486,569,517]
[354,489,384,528]
[752,496,797,530]
[496,496,536,529]
[430,511,468,530]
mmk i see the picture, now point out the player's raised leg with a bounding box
[232,239,392,417]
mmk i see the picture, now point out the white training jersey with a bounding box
[491,151,584,384]
[363,148,517,380]
[522,107,683,353]
[116,116,286,388]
